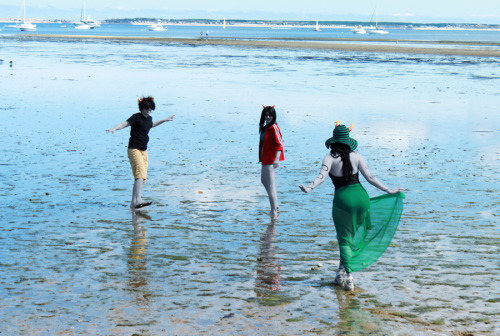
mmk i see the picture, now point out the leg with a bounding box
[128,149,150,208]
[131,178,144,207]
[333,259,345,286]
[343,272,354,291]
[261,164,278,217]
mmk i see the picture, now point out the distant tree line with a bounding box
[102,18,500,29]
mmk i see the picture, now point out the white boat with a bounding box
[19,22,36,31]
[75,23,93,30]
[19,1,36,32]
[369,27,389,34]
[4,23,20,29]
[148,22,166,31]
[81,17,100,27]
[222,18,226,29]
[314,20,321,31]
[351,26,366,34]
[74,1,99,29]
[369,6,388,34]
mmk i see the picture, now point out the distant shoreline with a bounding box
[1,19,500,32]
[11,34,500,57]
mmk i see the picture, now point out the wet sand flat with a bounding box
[1,36,499,335]
[20,33,500,57]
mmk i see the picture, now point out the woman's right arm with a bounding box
[357,154,403,194]
[299,155,333,193]
[106,121,130,134]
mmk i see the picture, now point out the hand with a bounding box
[167,114,176,121]
[106,129,115,134]
[273,162,280,168]
[386,187,404,194]
[299,185,310,193]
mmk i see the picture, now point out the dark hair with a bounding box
[259,106,277,134]
[138,96,155,111]
[330,142,353,181]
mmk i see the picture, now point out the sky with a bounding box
[1,0,500,24]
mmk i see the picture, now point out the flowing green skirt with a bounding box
[332,184,405,273]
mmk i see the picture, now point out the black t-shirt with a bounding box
[127,113,153,150]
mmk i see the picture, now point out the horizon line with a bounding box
[1,17,499,27]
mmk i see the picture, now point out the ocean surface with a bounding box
[2,22,500,43]
[0,25,499,335]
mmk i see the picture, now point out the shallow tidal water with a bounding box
[0,36,499,335]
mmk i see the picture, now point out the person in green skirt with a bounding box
[299,122,404,291]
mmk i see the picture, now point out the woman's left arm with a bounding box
[273,151,282,168]
[153,114,175,127]
[357,154,404,194]
[272,124,284,167]
[299,155,333,193]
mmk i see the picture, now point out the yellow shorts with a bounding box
[128,148,148,181]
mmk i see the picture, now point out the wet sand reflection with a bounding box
[128,209,150,303]
[253,219,296,309]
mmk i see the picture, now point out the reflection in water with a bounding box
[334,289,381,334]
[255,220,281,296]
[128,209,150,302]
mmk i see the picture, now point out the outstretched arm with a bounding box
[153,114,175,127]
[299,155,333,193]
[357,155,403,194]
[106,121,130,134]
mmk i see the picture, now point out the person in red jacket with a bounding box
[259,105,285,219]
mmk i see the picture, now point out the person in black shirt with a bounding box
[107,96,175,208]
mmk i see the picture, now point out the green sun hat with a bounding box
[325,123,358,151]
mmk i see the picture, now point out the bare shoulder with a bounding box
[323,153,335,164]
[349,152,365,169]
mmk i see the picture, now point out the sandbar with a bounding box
[13,34,500,57]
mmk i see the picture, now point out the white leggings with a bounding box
[261,164,278,212]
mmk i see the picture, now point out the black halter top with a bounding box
[329,172,360,190]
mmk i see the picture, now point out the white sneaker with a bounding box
[343,276,354,291]
[333,273,344,286]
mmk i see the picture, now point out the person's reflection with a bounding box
[255,219,281,295]
[334,286,366,333]
[128,209,150,302]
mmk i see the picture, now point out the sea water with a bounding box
[3,22,500,43]
[0,31,499,335]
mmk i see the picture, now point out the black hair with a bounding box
[138,96,155,111]
[259,106,277,134]
[330,142,353,181]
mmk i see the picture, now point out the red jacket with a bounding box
[259,123,285,165]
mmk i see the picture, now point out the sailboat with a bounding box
[18,0,36,31]
[314,20,321,31]
[222,18,226,29]
[74,1,99,29]
[369,6,388,34]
